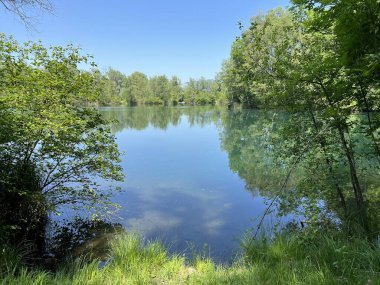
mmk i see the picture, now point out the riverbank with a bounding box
[1,232,379,284]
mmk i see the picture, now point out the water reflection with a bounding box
[220,110,380,238]
[100,106,225,132]
[45,218,124,268]
[94,107,380,261]
[96,107,291,262]
[219,110,291,194]
[102,107,292,194]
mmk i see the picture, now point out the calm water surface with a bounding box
[98,106,290,262]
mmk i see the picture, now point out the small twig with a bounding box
[0,0,54,29]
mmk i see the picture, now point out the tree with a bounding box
[168,76,182,105]
[148,75,170,105]
[292,0,380,74]
[100,68,127,105]
[291,0,380,162]
[0,34,123,246]
[219,38,267,108]
[124,72,149,105]
[222,7,380,232]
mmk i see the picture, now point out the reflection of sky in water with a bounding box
[104,111,291,262]
[51,108,294,263]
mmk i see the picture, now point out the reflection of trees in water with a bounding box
[219,110,292,197]
[219,109,380,236]
[100,106,226,133]
[47,218,124,263]
[101,106,380,236]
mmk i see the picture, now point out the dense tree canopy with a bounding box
[98,68,226,106]
[292,0,380,77]
[220,5,380,233]
[0,34,123,246]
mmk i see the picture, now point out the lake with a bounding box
[80,106,292,263]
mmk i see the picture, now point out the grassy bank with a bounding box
[1,233,379,284]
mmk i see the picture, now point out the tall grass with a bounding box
[1,232,379,284]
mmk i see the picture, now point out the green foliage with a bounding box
[292,0,380,77]
[183,77,219,105]
[125,72,149,105]
[219,46,257,108]
[0,159,47,254]
[220,5,380,234]
[0,33,123,220]
[98,69,226,107]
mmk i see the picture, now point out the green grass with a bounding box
[1,233,379,284]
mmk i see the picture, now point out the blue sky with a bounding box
[1,0,289,81]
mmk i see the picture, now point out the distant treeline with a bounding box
[98,68,227,106]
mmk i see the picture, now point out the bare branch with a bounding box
[0,0,54,28]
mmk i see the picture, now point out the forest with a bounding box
[0,0,380,284]
[98,69,226,106]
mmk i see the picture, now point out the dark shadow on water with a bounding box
[44,218,124,269]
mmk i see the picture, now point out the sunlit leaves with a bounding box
[0,33,123,212]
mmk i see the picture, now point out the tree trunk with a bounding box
[337,125,365,209]
[309,110,347,213]
[359,84,380,165]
